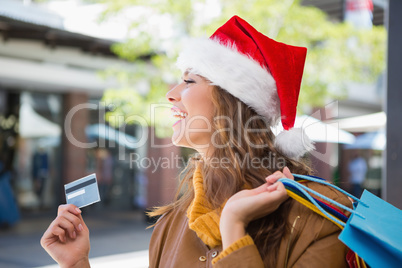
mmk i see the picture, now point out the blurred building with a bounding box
[301,0,386,195]
[302,0,385,115]
[0,0,138,215]
[0,1,180,221]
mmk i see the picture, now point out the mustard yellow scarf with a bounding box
[186,163,222,248]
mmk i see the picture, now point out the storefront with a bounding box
[0,5,139,222]
[0,91,62,210]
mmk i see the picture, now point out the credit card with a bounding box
[64,173,101,208]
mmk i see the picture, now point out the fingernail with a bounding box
[78,224,83,231]
[72,231,76,238]
[284,166,290,172]
[75,207,81,213]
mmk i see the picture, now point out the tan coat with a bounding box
[149,181,352,268]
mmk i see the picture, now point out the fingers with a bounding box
[265,166,294,194]
[248,166,294,195]
[41,205,84,247]
[57,204,88,231]
[58,204,84,233]
[50,218,75,243]
[58,216,78,240]
[251,182,270,195]
[266,179,287,194]
[265,166,294,184]
[282,167,294,180]
[251,181,288,214]
[76,213,87,231]
[267,178,286,192]
[58,204,82,216]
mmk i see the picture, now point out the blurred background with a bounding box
[0,0,400,267]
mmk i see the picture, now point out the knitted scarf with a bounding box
[186,163,222,248]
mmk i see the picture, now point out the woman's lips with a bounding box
[171,107,188,127]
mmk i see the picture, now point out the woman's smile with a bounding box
[171,107,188,127]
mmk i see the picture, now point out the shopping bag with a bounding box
[279,175,402,268]
[338,190,402,268]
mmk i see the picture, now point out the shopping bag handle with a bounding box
[292,174,367,206]
[279,177,367,228]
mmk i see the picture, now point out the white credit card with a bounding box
[64,173,101,208]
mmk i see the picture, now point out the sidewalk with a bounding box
[0,208,153,268]
[36,250,149,268]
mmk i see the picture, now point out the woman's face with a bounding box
[166,71,215,154]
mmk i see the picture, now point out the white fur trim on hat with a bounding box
[274,128,315,159]
[176,38,281,126]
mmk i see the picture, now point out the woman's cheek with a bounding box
[188,118,214,145]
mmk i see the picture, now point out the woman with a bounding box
[41,16,352,267]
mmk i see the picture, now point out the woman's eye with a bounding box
[184,79,195,84]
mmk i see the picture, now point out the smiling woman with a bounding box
[145,16,353,268]
[167,72,215,152]
[40,15,354,268]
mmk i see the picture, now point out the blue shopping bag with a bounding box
[279,175,402,268]
[338,190,402,268]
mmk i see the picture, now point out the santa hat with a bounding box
[176,15,314,159]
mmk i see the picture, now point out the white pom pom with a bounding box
[274,128,315,160]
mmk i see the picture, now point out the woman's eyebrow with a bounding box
[181,70,190,80]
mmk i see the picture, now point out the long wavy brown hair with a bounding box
[149,85,312,267]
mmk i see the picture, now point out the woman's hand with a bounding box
[40,204,90,268]
[220,167,294,249]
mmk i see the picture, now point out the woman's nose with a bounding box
[166,84,181,103]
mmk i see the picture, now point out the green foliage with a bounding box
[100,58,175,137]
[99,0,386,137]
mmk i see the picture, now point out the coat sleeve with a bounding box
[291,216,349,268]
[212,235,264,268]
[288,182,352,268]
[214,182,352,268]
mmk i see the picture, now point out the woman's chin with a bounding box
[171,136,195,151]
[171,134,184,147]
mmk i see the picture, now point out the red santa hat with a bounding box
[176,15,314,159]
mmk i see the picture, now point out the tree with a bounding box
[98,0,386,137]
